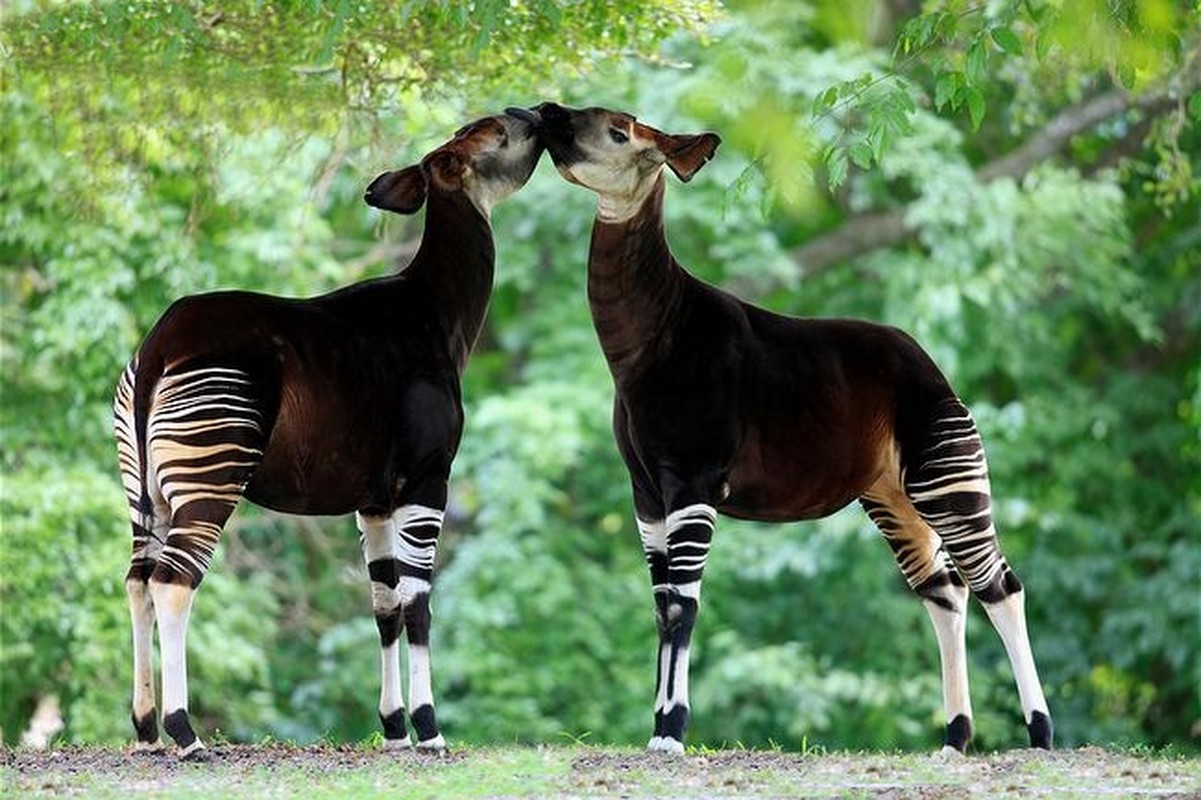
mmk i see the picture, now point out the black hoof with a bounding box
[944,714,972,753]
[1028,710,1053,749]
[410,705,439,744]
[132,708,159,746]
[163,709,200,751]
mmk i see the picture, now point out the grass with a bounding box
[5,743,1201,799]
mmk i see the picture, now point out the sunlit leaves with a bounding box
[2,0,721,134]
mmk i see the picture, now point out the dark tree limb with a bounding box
[790,72,1200,277]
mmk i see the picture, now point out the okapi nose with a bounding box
[505,106,541,125]
[534,102,569,125]
[363,172,391,204]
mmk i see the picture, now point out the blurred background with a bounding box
[1,0,1197,753]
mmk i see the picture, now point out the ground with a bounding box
[4,744,1200,798]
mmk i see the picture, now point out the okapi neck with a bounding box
[587,174,684,383]
[407,189,496,369]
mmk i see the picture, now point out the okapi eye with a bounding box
[609,127,629,144]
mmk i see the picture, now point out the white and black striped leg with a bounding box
[126,576,161,750]
[643,503,715,754]
[144,365,264,758]
[360,503,447,750]
[393,504,445,750]
[149,512,237,760]
[358,512,410,749]
[980,581,1053,748]
[116,362,164,751]
[149,578,204,759]
[917,570,974,754]
[862,493,974,753]
[125,500,171,751]
[907,400,1052,749]
[637,516,669,748]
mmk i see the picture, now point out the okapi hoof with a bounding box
[1027,710,1053,749]
[382,736,414,750]
[410,705,444,751]
[130,740,167,756]
[179,741,210,761]
[646,736,685,755]
[943,714,972,754]
[163,709,206,760]
[415,734,447,752]
[380,709,412,749]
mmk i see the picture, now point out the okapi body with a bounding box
[520,102,1052,754]
[113,112,543,758]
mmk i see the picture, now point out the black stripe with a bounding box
[411,704,440,743]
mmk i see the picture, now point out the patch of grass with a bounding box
[6,744,1201,799]
[6,746,573,800]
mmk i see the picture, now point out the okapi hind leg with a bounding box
[115,362,167,752]
[144,364,266,759]
[978,574,1054,749]
[125,499,172,753]
[125,574,161,751]
[904,399,1053,749]
[149,509,242,761]
[860,489,974,754]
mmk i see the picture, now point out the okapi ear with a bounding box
[655,132,722,183]
[425,150,465,192]
[364,164,427,214]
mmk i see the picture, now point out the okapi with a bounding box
[113,111,543,758]
[515,102,1052,754]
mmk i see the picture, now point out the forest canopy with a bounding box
[2,0,1198,752]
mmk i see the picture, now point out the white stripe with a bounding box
[665,503,716,532]
[638,518,667,554]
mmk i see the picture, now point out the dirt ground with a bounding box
[5,743,1200,798]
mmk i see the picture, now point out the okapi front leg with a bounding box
[358,512,410,749]
[643,503,716,754]
[393,504,446,749]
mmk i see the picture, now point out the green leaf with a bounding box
[849,142,873,170]
[1117,63,1136,89]
[966,86,986,129]
[966,39,988,83]
[1188,92,1201,123]
[813,86,839,115]
[934,71,958,110]
[1035,31,1052,60]
[826,147,848,189]
[991,26,1023,56]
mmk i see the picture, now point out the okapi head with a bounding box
[509,102,720,221]
[365,110,544,218]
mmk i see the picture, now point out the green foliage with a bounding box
[2,0,721,138]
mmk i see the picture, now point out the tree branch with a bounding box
[791,74,1199,277]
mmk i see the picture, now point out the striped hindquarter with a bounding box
[861,398,1051,751]
[114,361,266,757]
[140,365,265,586]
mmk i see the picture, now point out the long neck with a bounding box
[406,189,496,370]
[587,175,683,383]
